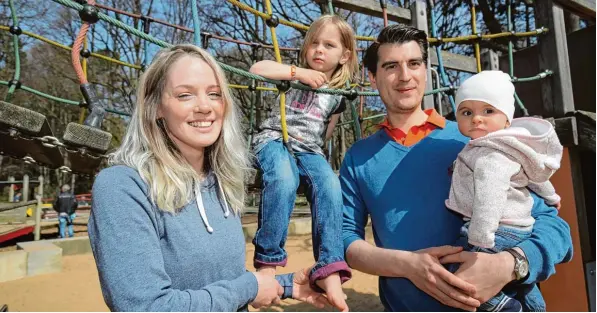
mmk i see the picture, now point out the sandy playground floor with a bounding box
[0,230,383,312]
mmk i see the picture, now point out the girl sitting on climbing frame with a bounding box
[249,14,359,312]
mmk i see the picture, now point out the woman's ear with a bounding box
[157,105,163,119]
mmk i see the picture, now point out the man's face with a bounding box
[368,41,427,114]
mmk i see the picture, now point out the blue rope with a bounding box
[191,0,202,47]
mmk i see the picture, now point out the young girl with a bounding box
[249,15,358,311]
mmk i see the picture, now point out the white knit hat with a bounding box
[455,70,515,123]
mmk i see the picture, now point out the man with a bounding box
[54,184,78,238]
[340,25,573,311]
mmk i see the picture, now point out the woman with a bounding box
[88,44,330,311]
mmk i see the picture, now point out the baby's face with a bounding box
[456,100,510,140]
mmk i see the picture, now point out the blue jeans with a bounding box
[59,213,76,238]
[253,140,350,288]
[450,222,546,312]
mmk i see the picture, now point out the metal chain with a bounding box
[0,127,108,174]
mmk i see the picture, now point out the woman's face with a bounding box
[158,55,225,155]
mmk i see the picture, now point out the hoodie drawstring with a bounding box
[194,176,231,234]
[194,184,214,233]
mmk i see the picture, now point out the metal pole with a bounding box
[34,194,42,241]
[38,175,44,199]
[8,176,15,202]
[22,174,29,203]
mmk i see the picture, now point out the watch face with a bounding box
[518,260,529,278]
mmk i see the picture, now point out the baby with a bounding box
[446,70,563,312]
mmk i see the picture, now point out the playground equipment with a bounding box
[0,0,594,310]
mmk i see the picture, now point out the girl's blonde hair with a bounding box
[110,44,249,214]
[299,15,359,89]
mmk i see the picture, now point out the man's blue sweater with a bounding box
[340,122,573,311]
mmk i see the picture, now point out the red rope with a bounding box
[72,0,96,85]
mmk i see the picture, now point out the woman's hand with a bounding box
[250,272,283,309]
[295,68,328,89]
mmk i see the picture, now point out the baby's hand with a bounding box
[295,68,327,89]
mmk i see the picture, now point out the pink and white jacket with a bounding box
[445,117,563,248]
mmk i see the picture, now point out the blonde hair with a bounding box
[110,44,250,214]
[299,15,359,89]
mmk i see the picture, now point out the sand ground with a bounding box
[0,227,383,312]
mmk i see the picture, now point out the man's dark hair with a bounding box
[364,25,428,76]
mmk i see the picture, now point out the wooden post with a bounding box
[34,194,42,241]
[410,0,434,110]
[22,174,29,203]
[540,148,590,311]
[8,176,15,202]
[535,0,575,118]
[480,49,499,70]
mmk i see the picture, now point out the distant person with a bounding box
[13,191,22,202]
[54,184,78,238]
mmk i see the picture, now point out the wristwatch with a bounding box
[506,248,529,281]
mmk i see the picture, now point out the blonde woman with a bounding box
[89,45,329,311]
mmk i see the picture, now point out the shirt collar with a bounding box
[379,109,446,130]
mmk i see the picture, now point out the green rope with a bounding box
[345,82,362,140]
[191,0,202,47]
[0,80,130,116]
[5,0,21,102]
[507,0,529,116]
[327,0,334,15]
[247,84,257,150]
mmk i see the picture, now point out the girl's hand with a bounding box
[295,68,328,89]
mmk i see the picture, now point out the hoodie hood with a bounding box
[469,117,563,183]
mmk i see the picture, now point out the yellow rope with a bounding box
[427,28,547,43]
[0,25,142,70]
[471,1,481,72]
[229,84,277,91]
[262,0,289,143]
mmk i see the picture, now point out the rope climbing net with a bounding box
[0,0,554,173]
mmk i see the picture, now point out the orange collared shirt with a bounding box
[379,109,446,147]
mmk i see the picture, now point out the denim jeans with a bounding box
[253,140,350,288]
[450,222,546,312]
[59,212,76,238]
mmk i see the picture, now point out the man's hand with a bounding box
[440,251,515,303]
[291,267,334,310]
[405,246,481,311]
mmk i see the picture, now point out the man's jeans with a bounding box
[253,140,350,288]
[450,222,546,312]
[59,212,76,238]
